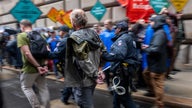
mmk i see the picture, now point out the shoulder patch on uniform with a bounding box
[118,40,122,46]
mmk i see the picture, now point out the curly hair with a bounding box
[70,9,88,27]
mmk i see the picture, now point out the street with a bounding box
[0,69,157,108]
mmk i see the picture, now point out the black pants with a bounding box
[112,76,136,108]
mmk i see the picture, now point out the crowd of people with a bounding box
[0,7,185,108]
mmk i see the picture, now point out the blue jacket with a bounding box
[100,29,115,69]
[142,25,154,69]
[47,35,60,52]
[47,35,60,63]
[48,34,70,60]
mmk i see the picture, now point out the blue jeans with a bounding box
[73,85,96,108]
[53,61,58,76]
[61,87,73,102]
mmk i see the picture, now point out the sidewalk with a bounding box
[2,65,192,108]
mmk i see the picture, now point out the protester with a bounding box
[102,21,138,108]
[100,19,115,88]
[92,24,102,35]
[46,29,61,79]
[128,22,146,90]
[47,25,72,105]
[142,15,157,95]
[0,33,5,66]
[171,12,185,72]
[159,7,178,27]
[159,7,184,72]
[64,9,104,108]
[142,14,173,81]
[165,16,176,79]
[15,23,23,69]
[0,33,3,107]
[6,35,17,67]
[17,19,50,108]
[0,32,9,66]
[142,15,168,108]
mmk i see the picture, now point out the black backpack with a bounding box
[27,31,48,59]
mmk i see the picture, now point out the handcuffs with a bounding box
[110,76,126,95]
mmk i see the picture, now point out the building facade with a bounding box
[0,0,192,39]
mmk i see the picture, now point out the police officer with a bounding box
[47,25,72,105]
[102,21,138,108]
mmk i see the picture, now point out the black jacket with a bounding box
[144,15,167,73]
[102,31,138,66]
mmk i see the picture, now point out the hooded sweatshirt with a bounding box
[144,15,168,73]
[64,28,104,87]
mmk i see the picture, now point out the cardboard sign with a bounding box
[170,0,188,12]
[126,0,155,23]
[55,10,72,28]
[63,10,72,28]
[10,0,42,23]
[90,0,106,21]
[57,9,66,25]
[47,7,59,23]
[150,0,170,13]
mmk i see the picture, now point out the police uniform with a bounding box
[102,21,138,108]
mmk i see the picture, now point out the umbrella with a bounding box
[0,26,17,35]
